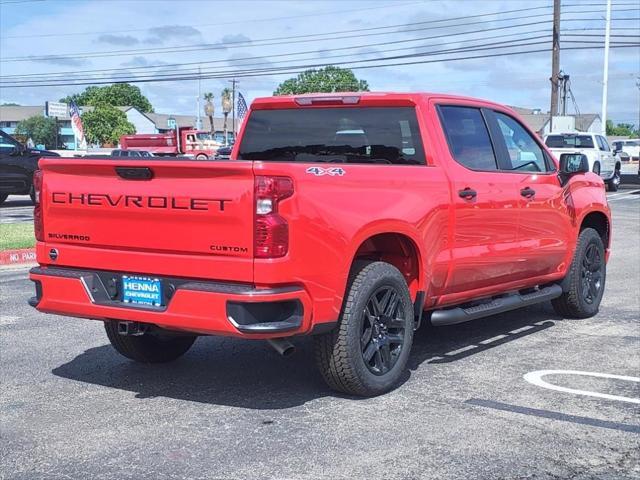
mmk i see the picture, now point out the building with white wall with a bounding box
[0,105,237,148]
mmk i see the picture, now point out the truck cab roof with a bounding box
[251,92,512,112]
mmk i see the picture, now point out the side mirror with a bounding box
[559,153,589,174]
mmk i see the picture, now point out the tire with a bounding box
[0,194,8,205]
[29,185,36,204]
[314,261,414,397]
[592,162,601,176]
[607,168,621,192]
[104,321,197,363]
[196,154,208,160]
[552,228,606,319]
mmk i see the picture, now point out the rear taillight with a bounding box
[254,175,293,258]
[33,170,44,242]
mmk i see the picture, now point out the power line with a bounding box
[2,10,632,63]
[0,0,46,4]
[1,30,557,81]
[2,23,636,79]
[2,35,558,85]
[2,43,636,88]
[0,0,425,39]
[1,1,636,40]
[4,34,637,86]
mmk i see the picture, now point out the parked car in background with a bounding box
[214,145,232,160]
[0,129,59,205]
[544,132,621,191]
[111,149,155,158]
[612,139,639,162]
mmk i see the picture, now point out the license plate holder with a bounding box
[121,275,163,307]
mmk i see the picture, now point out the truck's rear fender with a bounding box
[348,223,425,299]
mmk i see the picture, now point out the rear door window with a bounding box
[238,107,425,165]
[438,106,498,171]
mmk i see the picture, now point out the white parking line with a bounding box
[524,370,640,404]
[607,190,640,201]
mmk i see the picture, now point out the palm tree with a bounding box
[221,88,232,145]
[204,92,215,135]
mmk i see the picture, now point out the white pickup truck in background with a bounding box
[544,132,622,191]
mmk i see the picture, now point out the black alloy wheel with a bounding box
[313,261,414,396]
[552,227,606,318]
[581,243,603,305]
[361,286,407,375]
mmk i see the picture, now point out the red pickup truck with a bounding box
[29,93,611,397]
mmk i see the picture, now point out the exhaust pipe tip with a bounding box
[267,338,295,357]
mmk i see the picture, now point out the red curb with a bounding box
[0,248,36,265]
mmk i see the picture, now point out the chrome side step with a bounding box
[430,284,562,327]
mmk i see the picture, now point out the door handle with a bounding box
[458,188,477,200]
[520,187,536,198]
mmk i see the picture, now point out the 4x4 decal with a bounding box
[305,166,346,177]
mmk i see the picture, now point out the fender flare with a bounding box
[342,220,427,293]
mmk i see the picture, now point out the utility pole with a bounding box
[229,79,238,139]
[549,0,561,133]
[601,0,612,135]
[196,66,203,130]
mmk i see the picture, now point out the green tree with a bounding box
[221,87,232,144]
[1,102,21,106]
[274,66,370,95]
[14,115,58,148]
[605,120,636,136]
[204,92,215,134]
[82,104,135,146]
[60,83,154,112]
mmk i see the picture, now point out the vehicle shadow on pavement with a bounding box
[51,303,561,409]
[0,199,32,208]
[409,302,561,370]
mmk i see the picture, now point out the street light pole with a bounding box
[229,79,238,140]
[196,66,203,130]
[636,77,640,135]
[601,0,611,135]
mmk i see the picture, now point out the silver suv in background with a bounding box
[544,132,621,191]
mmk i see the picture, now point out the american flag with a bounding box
[69,100,86,149]
[237,92,248,124]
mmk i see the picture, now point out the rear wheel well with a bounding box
[352,233,421,296]
[580,212,609,248]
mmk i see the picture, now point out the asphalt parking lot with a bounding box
[1,189,639,479]
[0,196,33,224]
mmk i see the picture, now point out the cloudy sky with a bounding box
[1,0,638,125]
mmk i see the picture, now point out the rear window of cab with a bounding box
[237,107,426,165]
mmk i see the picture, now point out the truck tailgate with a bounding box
[38,158,254,282]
